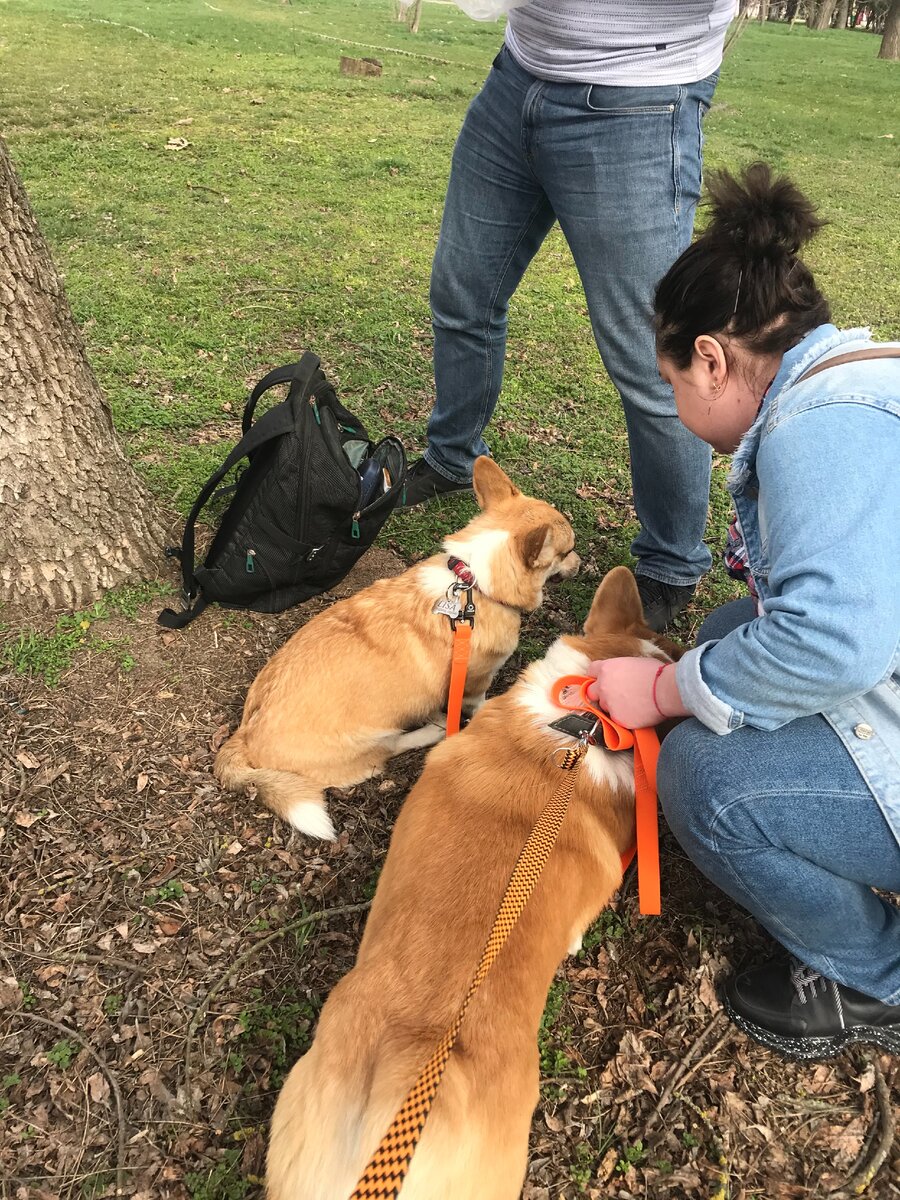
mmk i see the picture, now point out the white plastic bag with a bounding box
[453,0,527,21]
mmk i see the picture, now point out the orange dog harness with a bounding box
[550,674,661,917]
[348,677,661,1199]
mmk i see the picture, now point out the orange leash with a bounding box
[445,622,472,737]
[551,675,661,916]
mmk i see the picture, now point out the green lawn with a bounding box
[2,1,898,628]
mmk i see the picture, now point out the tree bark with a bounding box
[878,0,900,55]
[806,0,819,26]
[812,0,839,26]
[0,136,165,612]
[759,0,771,21]
[835,0,851,28]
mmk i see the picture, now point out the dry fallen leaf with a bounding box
[87,1071,110,1104]
[16,749,40,770]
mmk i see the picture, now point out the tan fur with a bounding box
[266,567,678,1199]
[215,458,580,838]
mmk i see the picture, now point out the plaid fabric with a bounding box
[723,513,758,602]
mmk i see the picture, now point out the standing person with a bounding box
[400,1,737,631]
[587,163,900,1059]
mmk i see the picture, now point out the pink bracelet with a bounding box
[651,663,669,720]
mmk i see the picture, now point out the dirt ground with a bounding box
[1,552,898,1200]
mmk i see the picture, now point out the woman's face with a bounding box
[658,335,777,454]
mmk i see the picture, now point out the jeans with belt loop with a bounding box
[659,598,900,1003]
[426,45,717,586]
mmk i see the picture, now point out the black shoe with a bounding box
[723,956,900,1061]
[398,459,472,509]
[635,574,696,632]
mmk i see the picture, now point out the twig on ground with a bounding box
[187,182,227,198]
[8,1010,127,1196]
[9,947,155,975]
[646,1010,725,1132]
[181,900,371,1114]
[828,1057,896,1196]
[676,1091,730,1200]
[671,1026,732,1097]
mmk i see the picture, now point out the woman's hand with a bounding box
[585,658,690,728]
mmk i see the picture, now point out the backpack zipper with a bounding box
[309,395,321,424]
[351,513,361,540]
[246,548,256,573]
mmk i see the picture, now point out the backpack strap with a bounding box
[158,402,297,629]
[241,351,322,436]
[796,346,900,385]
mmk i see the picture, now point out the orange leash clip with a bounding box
[551,674,661,916]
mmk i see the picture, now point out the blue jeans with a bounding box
[660,599,900,1003]
[426,46,717,585]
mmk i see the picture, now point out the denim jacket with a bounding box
[676,324,900,847]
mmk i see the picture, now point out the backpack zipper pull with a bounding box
[309,396,321,424]
[351,513,361,540]
[246,548,256,573]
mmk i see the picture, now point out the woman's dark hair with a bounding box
[654,162,832,369]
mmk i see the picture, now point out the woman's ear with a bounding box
[693,334,728,391]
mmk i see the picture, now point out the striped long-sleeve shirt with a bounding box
[505,0,737,85]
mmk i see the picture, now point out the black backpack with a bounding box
[158,352,406,628]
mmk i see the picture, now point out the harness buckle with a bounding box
[449,586,476,631]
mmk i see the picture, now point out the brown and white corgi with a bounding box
[266,567,676,1200]
[215,457,580,839]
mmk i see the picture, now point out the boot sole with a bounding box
[398,482,472,509]
[723,995,900,1061]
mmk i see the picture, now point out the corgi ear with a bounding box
[583,566,645,636]
[518,524,556,570]
[472,457,520,510]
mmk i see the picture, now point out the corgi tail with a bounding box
[214,733,335,840]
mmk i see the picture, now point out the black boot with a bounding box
[723,955,900,1061]
[635,574,696,632]
[398,459,472,508]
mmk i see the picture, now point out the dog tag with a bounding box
[433,595,462,620]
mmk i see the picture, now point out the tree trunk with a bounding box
[0,137,165,612]
[408,0,422,34]
[759,0,770,20]
[806,0,819,26]
[835,0,851,28]
[812,0,838,26]
[878,0,900,55]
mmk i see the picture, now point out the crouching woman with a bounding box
[588,162,900,1060]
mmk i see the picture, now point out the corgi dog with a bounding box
[266,566,677,1200]
[214,457,580,839]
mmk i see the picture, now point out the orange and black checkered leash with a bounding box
[349,739,589,1200]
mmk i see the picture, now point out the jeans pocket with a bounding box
[585,85,676,116]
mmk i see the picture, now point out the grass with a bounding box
[0,580,170,684]
[2,2,897,649]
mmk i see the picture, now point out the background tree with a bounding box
[812,0,839,26]
[0,137,165,612]
[879,0,900,53]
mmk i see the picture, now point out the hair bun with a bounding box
[705,162,826,262]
